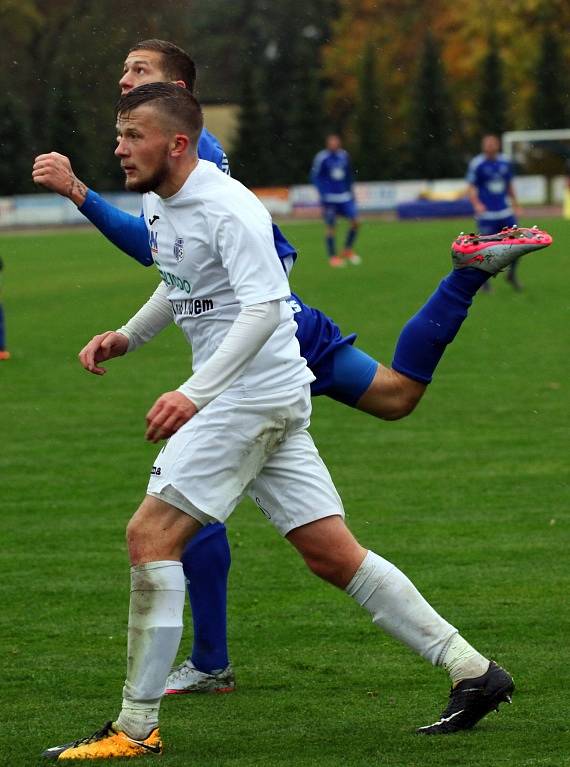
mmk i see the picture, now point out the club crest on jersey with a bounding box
[174,237,185,263]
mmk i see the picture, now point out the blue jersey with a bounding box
[310,149,354,204]
[466,153,514,222]
[197,127,229,174]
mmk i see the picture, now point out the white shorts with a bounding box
[147,385,344,536]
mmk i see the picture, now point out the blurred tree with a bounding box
[476,35,507,139]
[530,29,568,130]
[353,42,389,180]
[0,86,33,194]
[230,1,274,186]
[407,33,460,179]
[323,0,570,173]
[231,0,335,185]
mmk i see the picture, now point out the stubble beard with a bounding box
[125,157,170,194]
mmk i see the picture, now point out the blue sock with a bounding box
[345,225,357,250]
[392,268,490,384]
[326,235,336,258]
[181,522,231,673]
[0,305,5,350]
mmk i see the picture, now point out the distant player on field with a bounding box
[467,134,523,290]
[41,83,518,760]
[0,257,10,361]
[310,133,361,267]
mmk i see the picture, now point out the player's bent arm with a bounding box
[80,283,173,376]
[507,182,522,217]
[32,152,153,266]
[145,300,281,443]
[32,152,88,206]
[115,282,174,351]
[79,191,154,266]
[178,300,280,409]
[468,183,486,215]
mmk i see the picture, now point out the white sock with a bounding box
[441,634,489,684]
[116,561,185,740]
[345,550,457,665]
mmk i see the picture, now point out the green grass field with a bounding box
[1,217,569,766]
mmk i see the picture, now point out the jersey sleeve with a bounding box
[212,208,290,308]
[79,190,153,266]
[197,128,231,175]
[345,153,355,187]
[466,158,479,185]
[116,281,173,351]
[310,151,325,186]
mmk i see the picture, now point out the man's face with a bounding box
[326,135,342,152]
[482,135,500,158]
[119,50,168,94]
[115,105,171,193]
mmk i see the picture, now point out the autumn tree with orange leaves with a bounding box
[323,0,570,177]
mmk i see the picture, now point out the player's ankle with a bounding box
[441,634,489,684]
[116,706,159,740]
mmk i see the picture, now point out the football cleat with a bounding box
[329,256,346,268]
[416,661,514,735]
[165,659,236,695]
[0,350,10,360]
[452,225,552,274]
[342,250,362,265]
[41,721,162,760]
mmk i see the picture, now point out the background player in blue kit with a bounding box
[310,134,361,267]
[0,256,10,361]
[467,134,523,290]
[33,40,551,698]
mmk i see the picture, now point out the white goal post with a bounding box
[502,129,570,161]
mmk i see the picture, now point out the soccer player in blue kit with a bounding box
[310,133,361,267]
[467,134,523,290]
[33,41,552,707]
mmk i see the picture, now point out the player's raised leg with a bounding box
[348,225,552,420]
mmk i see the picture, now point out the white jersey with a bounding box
[142,160,313,396]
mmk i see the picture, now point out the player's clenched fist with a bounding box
[145,391,198,443]
[32,152,88,205]
[78,331,129,375]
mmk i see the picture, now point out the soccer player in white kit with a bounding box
[42,83,514,760]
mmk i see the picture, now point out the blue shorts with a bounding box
[288,293,378,406]
[476,215,517,236]
[323,200,357,226]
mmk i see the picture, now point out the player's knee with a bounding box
[126,516,146,563]
[303,552,338,583]
[382,390,422,421]
[301,549,353,588]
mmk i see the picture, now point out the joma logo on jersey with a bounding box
[149,229,159,255]
[173,237,184,263]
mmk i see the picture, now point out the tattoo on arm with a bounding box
[68,175,88,205]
